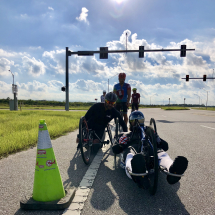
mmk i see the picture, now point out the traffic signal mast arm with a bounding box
[68,48,195,56]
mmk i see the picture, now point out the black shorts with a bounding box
[132,103,139,111]
[115,102,128,114]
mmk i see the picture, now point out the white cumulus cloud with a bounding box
[76,7,89,24]
[22,56,46,77]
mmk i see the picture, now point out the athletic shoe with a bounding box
[167,156,188,184]
[131,153,150,189]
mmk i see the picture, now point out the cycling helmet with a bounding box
[129,110,145,125]
[105,92,117,102]
[132,88,137,91]
[118,73,126,80]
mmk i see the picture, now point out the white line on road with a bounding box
[200,125,215,130]
[63,144,109,215]
[162,115,167,117]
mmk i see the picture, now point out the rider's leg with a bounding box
[122,102,128,125]
[135,103,138,110]
[158,151,188,184]
[132,103,135,112]
[125,145,150,189]
[123,113,128,125]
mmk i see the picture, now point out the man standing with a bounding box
[113,73,131,125]
[101,90,106,103]
[131,88,140,112]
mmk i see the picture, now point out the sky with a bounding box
[0,0,215,105]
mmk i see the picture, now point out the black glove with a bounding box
[112,144,124,154]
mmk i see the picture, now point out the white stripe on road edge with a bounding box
[200,125,215,130]
[63,144,109,215]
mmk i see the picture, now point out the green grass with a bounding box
[0,110,87,159]
[0,105,91,110]
[161,106,190,110]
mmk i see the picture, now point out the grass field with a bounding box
[161,106,190,110]
[0,110,86,159]
[0,104,91,110]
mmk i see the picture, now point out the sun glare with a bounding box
[115,0,124,4]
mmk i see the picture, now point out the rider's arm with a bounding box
[138,97,140,104]
[113,85,117,95]
[127,85,131,105]
[84,104,95,121]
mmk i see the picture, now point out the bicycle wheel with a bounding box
[145,126,158,195]
[107,124,114,146]
[79,117,91,165]
[150,118,157,135]
[115,118,119,140]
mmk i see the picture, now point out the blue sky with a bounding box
[0,0,215,105]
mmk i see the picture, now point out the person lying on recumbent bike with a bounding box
[112,110,188,189]
[76,92,128,150]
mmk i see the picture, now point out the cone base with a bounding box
[20,188,76,210]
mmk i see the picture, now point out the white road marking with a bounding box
[200,125,215,130]
[162,115,167,117]
[63,143,109,215]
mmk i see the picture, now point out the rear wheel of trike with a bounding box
[79,117,91,165]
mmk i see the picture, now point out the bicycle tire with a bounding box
[115,118,119,140]
[145,126,158,195]
[79,117,91,165]
[107,124,114,146]
[150,118,157,135]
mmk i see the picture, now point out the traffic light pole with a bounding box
[65,46,195,111]
[65,47,69,111]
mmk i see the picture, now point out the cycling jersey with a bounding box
[101,95,105,103]
[113,83,131,103]
[85,102,127,132]
[132,93,140,104]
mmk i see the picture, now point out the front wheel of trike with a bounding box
[145,126,159,195]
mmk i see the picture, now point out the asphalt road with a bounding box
[0,108,214,215]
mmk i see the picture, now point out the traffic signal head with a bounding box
[100,47,108,59]
[61,86,65,92]
[203,75,206,81]
[139,46,144,58]
[186,75,189,81]
[180,45,186,57]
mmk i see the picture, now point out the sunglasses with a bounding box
[105,100,116,105]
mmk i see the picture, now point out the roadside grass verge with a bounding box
[0,110,86,159]
[161,106,190,110]
[0,105,91,110]
[191,107,215,111]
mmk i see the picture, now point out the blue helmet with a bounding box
[129,110,145,124]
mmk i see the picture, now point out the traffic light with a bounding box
[186,75,189,81]
[139,46,144,58]
[203,75,206,81]
[100,47,108,59]
[180,45,186,57]
[61,86,65,92]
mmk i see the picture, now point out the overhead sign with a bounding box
[78,51,94,56]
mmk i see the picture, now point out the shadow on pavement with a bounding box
[87,148,189,215]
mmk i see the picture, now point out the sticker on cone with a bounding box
[32,119,65,202]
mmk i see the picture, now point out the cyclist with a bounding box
[113,73,131,125]
[131,88,140,112]
[76,92,128,148]
[112,111,188,189]
[101,90,106,103]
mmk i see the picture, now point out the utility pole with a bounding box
[9,70,17,110]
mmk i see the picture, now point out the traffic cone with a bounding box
[32,119,65,202]
[20,119,76,210]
